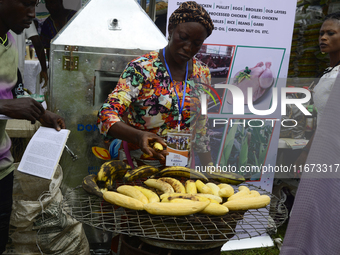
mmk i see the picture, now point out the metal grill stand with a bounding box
[62,183,287,251]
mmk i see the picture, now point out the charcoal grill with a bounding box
[61,182,287,250]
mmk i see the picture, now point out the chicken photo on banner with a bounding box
[221,46,285,114]
[227,61,274,105]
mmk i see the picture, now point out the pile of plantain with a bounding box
[82,147,270,216]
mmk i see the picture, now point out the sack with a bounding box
[6,164,90,255]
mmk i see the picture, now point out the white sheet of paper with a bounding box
[17,126,70,179]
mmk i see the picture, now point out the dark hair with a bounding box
[324,11,340,21]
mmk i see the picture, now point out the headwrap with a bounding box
[169,1,214,37]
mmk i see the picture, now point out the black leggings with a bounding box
[0,171,14,254]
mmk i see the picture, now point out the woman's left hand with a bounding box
[39,110,66,131]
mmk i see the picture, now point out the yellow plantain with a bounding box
[117,185,149,204]
[195,193,223,204]
[250,190,261,196]
[199,202,229,216]
[218,183,232,189]
[152,142,164,152]
[82,174,104,198]
[195,180,214,195]
[144,179,174,194]
[169,198,197,203]
[134,186,160,203]
[185,180,197,194]
[161,193,199,202]
[103,191,144,210]
[238,186,250,192]
[227,187,251,201]
[159,177,186,193]
[150,166,208,182]
[205,182,220,196]
[144,201,210,216]
[123,165,160,182]
[239,190,261,199]
[218,184,235,198]
[222,195,271,210]
[97,160,131,186]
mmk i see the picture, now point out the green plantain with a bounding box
[82,174,105,198]
[97,160,131,188]
[206,171,245,185]
[150,166,209,182]
[123,165,159,182]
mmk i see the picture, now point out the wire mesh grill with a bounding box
[62,182,287,243]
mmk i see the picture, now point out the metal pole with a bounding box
[148,0,156,22]
[140,0,147,11]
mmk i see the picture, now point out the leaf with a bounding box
[221,123,238,165]
[238,133,248,168]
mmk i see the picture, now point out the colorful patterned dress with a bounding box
[97,51,211,166]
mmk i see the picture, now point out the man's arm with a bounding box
[30,35,48,88]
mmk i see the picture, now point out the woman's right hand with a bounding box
[136,130,169,160]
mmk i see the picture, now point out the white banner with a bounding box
[167,0,297,193]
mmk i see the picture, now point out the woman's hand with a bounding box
[136,131,168,160]
[38,110,66,131]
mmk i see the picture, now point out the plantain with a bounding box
[159,177,186,193]
[123,165,159,182]
[205,182,220,196]
[195,180,214,195]
[206,171,245,185]
[144,179,174,194]
[117,185,149,204]
[227,187,251,201]
[238,186,250,192]
[134,186,160,203]
[222,195,271,210]
[82,174,105,198]
[185,180,197,194]
[239,190,261,199]
[160,193,200,202]
[195,193,223,204]
[218,184,235,198]
[144,201,210,216]
[152,142,164,152]
[151,166,209,182]
[103,191,144,210]
[199,202,229,216]
[97,160,131,187]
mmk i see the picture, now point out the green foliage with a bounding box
[220,120,273,180]
[220,123,238,165]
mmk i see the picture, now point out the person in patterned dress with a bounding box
[97,1,214,168]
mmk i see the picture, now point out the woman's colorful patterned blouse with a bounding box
[97,51,211,160]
